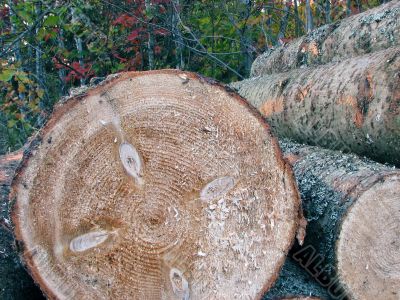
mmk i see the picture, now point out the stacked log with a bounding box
[280,139,400,300]
[230,46,400,166]
[251,0,400,77]
[9,70,301,299]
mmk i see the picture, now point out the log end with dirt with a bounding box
[281,139,400,300]
[10,70,301,299]
[336,174,400,300]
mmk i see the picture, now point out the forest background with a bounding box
[0,0,384,153]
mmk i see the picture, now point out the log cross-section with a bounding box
[11,70,301,299]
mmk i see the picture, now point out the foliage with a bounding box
[0,0,383,153]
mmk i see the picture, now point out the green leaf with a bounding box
[37,89,44,98]
[18,9,33,24]
[36,27,48,40]
[43,15,59,27]
[7,119,17,128]
[0,70,15,82]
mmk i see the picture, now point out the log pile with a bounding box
[1,2,399,300]
[231,0,400,166]
[231,1,399,299]
[251,1,400,77]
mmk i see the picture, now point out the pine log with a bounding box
[230,47,400,166]
[10,70,301,299]
[280,139,400,300]
[263,258,329,300]
[251,1,400,77]
[0,150,44,299]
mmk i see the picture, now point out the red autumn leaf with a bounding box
[127,28,145,41]
[153,0,171,4]
[113,52,128,62]
[127,30,140,41]
[153,28,169,36]
[113,13,137,27]
[154,45,162,55]
[44,33,53,42]
[0,7,9,18]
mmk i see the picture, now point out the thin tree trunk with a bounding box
[172,0,184,69]
[71,7,86,86]
[8,0,25,103]
[210,1,216,76]
[145,0,155,70]
[35,2,42,86]
[346,0,352,16]
[293,0,300,37]
[224,2,253,75]
[266,0,275,45]
[231,47,400,166]
[325,0,331,24]
[8,0,21,62]
[277,1,291,43]
[57,29,67,95]
[250,0,400,76]
[305,0,314,33]
[34,1,47,112]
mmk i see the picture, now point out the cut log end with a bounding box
[337,175,400,300]
[11,70,300,299]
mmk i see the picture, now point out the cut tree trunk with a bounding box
[251,1,400,77]
[263,257,329,300]
[230,47,400,166]
[280,139,400,300]
[10,70,301,299]
[0,150,44,299]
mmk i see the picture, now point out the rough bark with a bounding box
[263,258,330,300]
[0,151,44,299]
[10,70,301,299]
[230,47,400,166]
[251,1,400,77]
[280,139,400,300]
